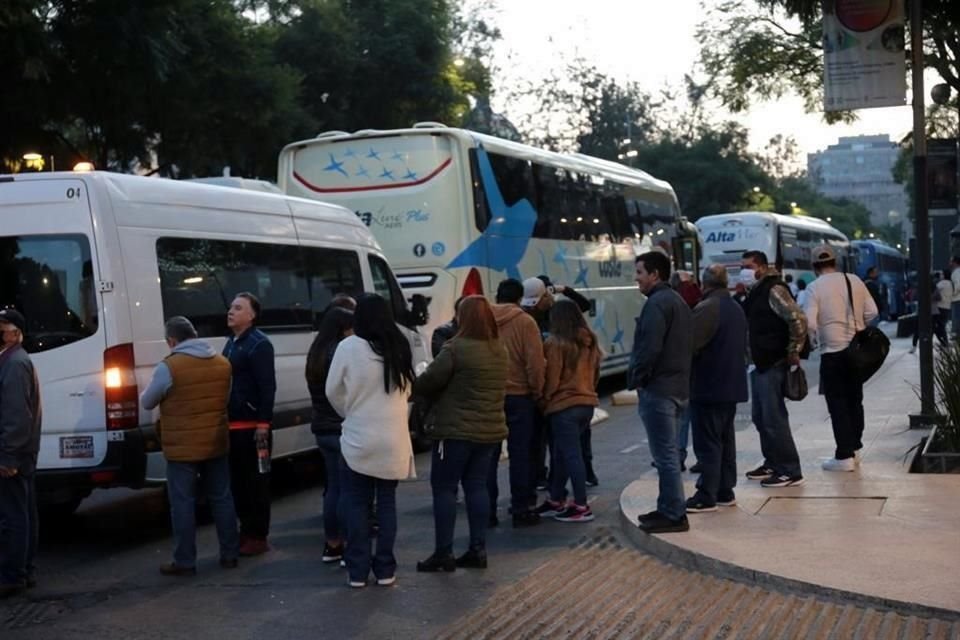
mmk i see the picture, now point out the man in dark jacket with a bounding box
[628,252,692,534]
[686,266,748,512]
[863,267,885,326]
[431,296,465,358]
[740,251,807,488]
[142,316,238,576]
[223,293,277,556]
[0,309,41,598]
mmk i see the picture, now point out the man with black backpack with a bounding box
[803,245,878,472]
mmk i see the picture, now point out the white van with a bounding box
[0,171,429,514]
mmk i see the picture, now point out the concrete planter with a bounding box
[914,426,960,473]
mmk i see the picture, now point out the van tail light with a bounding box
[104,343,138,430]
[461,268,484,297]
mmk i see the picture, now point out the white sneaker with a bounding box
[822,457,856,472]
[376,576,396,587]
[909,346,916,354]
[854,450,862,466]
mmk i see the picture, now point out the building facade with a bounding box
[807,134,910,242]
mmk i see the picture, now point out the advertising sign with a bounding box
[928,138,959,213]
[822,0,906,111]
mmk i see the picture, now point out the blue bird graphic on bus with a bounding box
[446,146,537,280]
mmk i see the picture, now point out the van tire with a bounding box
[39,494,85,519]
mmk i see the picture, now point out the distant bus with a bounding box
[278,123,701,375]
[697,211,851,288]
[851,239,908,318]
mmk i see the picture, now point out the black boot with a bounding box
[455,548,488,569]
[416,552,456,573]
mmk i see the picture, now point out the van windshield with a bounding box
[0,234,98,353]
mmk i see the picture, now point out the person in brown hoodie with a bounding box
[535,300,601,523]
[489,279,546,527]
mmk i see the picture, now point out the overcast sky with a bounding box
[483,0,922,162]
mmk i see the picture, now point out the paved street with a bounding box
[3,376,670,639]
[9,337,960,639]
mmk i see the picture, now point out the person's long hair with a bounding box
[548,299,601,365]
[305,307,354,386]
[353,293,415,394]
[455,295,499,343]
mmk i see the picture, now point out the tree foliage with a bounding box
[697,0,960,121]
[1,0,479,178]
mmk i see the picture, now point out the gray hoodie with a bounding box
[141,339,221,411]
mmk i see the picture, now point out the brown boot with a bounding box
[159,563,196,577]
[239,537,270,557]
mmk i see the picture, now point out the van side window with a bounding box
[368,255,408,322]
[301,247,363,325]
[0,234,98,353]
[156,238,311,336]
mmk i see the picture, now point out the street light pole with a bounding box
[909,0,936,425]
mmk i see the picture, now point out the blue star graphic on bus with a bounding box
[379,167,395,180]
[446,146,537,281]
[402,168,418,181]
[612,309,625,353]
[344,148,358,158]
[553,245,573,280]
[367,148,381,160]
[537,248,550,277]
[574,252,589,288]
[323,154,348,177]
[391,151,404,161]
[355,164,370,178]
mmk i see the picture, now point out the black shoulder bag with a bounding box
[843,275,890,383]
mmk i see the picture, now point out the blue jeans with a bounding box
[505,395,538,513]
[691,402,737,504]
[340,460,398,583]
[549,406,594,506]
[638,390,687,521]
[315,434,343,542]
[676,405,692,467]
[166,455,239,567]
[431,439,496,554]
[0,473,37,587]
[750,364,802,477]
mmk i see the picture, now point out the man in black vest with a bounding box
[740,251,807,487]
[686,265,749,512]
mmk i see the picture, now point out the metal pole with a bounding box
[910,0,936,424]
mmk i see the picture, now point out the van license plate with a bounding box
[60,436,94,459]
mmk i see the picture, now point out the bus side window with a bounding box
[368,254,409,326]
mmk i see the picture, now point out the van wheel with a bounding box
[39,494,85,519]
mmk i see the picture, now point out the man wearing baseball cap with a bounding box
[803,245,877,472]
[0,309,42,598]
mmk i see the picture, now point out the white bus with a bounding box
[278,124,700,375]
[697,211,852,287]
[0,170,428,514]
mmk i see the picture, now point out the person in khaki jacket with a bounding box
[535,300,601,523]
[141,316,239,576]
[489,279,546,528]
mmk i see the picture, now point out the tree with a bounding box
[697,0,960,121]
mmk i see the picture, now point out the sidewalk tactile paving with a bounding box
[436,528,959,639]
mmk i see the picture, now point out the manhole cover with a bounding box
[758,497,886,516]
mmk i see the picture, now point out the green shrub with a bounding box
[933,341,960,452]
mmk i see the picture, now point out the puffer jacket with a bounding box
[412,337,508,443]
[491,304,545,399]
[542,328,601,415]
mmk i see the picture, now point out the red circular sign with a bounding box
[835,0,893,32]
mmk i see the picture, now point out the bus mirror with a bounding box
[408,294,430,327]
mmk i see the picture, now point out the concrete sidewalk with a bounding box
[619,336,960,616]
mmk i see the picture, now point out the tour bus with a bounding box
[697,211,852,288]
[0,171,428,514]
[278,123,701,375]
[851,239,908,318]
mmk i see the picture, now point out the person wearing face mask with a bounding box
[739,251,807,488]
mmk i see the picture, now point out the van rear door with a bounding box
[0,177,108,471]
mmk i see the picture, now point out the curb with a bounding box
[618,499,960,622]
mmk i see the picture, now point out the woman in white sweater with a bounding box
[326,294,416,588]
